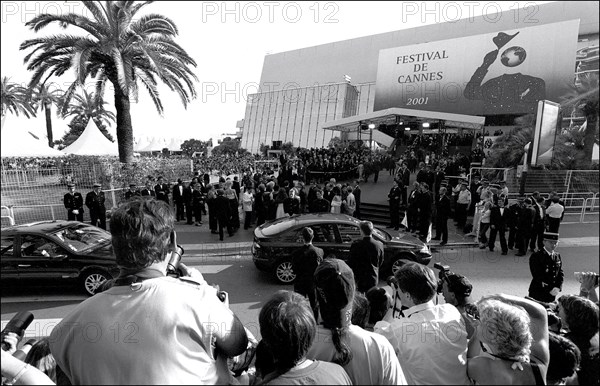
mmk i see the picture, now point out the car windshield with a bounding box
[52,224,111,253]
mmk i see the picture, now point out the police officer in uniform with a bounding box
[64,183,84,221]
[528,232,564,303]
[85,183,106,229]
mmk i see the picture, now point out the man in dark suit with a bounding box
[407,182,421,234]
[309,190,330,213]
[515,198,536,256]
[214,189,233,241]
[396,163,411,205]
[530,196,546,252]
[528,232,564,302]
[353,180,362,219]
[291,227,324,320]
[154,176,170,204]
[418,183,433,242]
[85,183,106,229]
[124,184,140,201]
[64,183,84,222]
[348,221,384,294]
[489,198,509,254]
[184,182,194,225]
[172,179,185,222]
[191,182,204,226]
[140,181,156,197]
[433,186,451,245]
[232,176,241,200]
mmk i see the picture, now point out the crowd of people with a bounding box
[2,195,597,385]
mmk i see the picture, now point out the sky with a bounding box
[1,0,552,145]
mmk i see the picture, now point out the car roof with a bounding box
[1,220,82,236]
[256,213,361,236]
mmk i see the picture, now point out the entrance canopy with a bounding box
[320,107,485,132]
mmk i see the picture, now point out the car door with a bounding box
[17,234,73,280]
[334,223,363,262]
[308,223,338,258]
[1,235,18,279]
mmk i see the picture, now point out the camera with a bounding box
[1,311,34,351]
[434,262,451,293]
[167,244,185,277]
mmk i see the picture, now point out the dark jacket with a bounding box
[529,249,564,301]
[418,191,433,219]
[214,195,231,221]
[309,198,330,213]
[436,195,451,219]
[518,205,536,233]
[292,244,324,286]
[397,168,410,187]
[85,191,105,212]
[140,188,156,197]
[348,236,384,293]
[64,192,84,212]
[172,184,185,204]
[490,206,509,230]
[154,183,170,203]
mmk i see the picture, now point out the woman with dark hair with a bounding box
[255,184,266,226]
[274,186,288,219]
[257,290,351,385]
[283,188,300,216]
[557,294,599,385]
[330,187,342,214]
[308,259,406,385]
[23,338,57,383]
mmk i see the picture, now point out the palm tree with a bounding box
[62,89,116,131]
[30,83,62,147]
[20,1,198,163]
[1,76,36,119]
[561,74,600,168]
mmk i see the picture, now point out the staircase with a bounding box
[358,202,406,227]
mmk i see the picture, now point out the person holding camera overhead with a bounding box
[49,197,248,384]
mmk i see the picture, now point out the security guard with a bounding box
[85,183,107,229]
[528,232,564,302]
[64,183,84,221]
[387,179,403,230]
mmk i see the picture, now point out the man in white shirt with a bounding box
[545,196,565,233]
[375,262,469,385]
[455,181,471,229]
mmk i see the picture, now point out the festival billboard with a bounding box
[373,20,580,116]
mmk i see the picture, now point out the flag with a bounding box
[401,213,408,228]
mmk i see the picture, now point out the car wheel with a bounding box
[81,269,110,296]
[391,257,412,277]
[275,260,296,284]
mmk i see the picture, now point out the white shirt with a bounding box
[457,190,471,205]
[242,192,254,212]
[308,324,406,385]
[546,202,564,219]
[375,301,469,385]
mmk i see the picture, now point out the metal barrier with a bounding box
[1,206,15,226]
[582,197,600,223]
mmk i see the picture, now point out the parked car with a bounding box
[1,221,119,295]
[252,213,432,284]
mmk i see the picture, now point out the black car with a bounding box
[252,213,432,283]
[1,221,119,295]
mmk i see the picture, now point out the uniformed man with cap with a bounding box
[64,183,84,221]
[125,183,140,201]
[528,232,564,302]
[86,183,107,229]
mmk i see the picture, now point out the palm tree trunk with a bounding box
[582,112,598,168]
[113,86,134,163]
[44,102,53,147]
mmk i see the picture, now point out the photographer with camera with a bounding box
[49,197,248,384]
[374,262,469,385]
[436,264,477,339]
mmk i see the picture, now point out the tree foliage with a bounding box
[180,138,209,157]
[211,138,247,156]
[1,76,36,118]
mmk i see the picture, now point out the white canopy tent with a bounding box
[62,119,119,156]
[167,138,184,152]
[134,136,150,152]
[139,137,167,152]
[1,116,65,157]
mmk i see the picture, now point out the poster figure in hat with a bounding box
[464,31,546,114]
[528,232,564,303]
[64,183,84,222]
[86,183,106,229]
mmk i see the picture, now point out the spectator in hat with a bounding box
[64,183,84,222]
[528,232,564,302]
[85,183,106,229]
[291,227,323,320]
[308,259,407,385]
[125,183,140,201]
[375,262,469,385]
[257,290,352,385]
[348,221,384,294]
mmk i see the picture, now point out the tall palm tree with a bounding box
[561,74,600,168]
[1,76,36,119]
[30,83,62,147]
[20,1,198,163]
[62,89,116,131]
